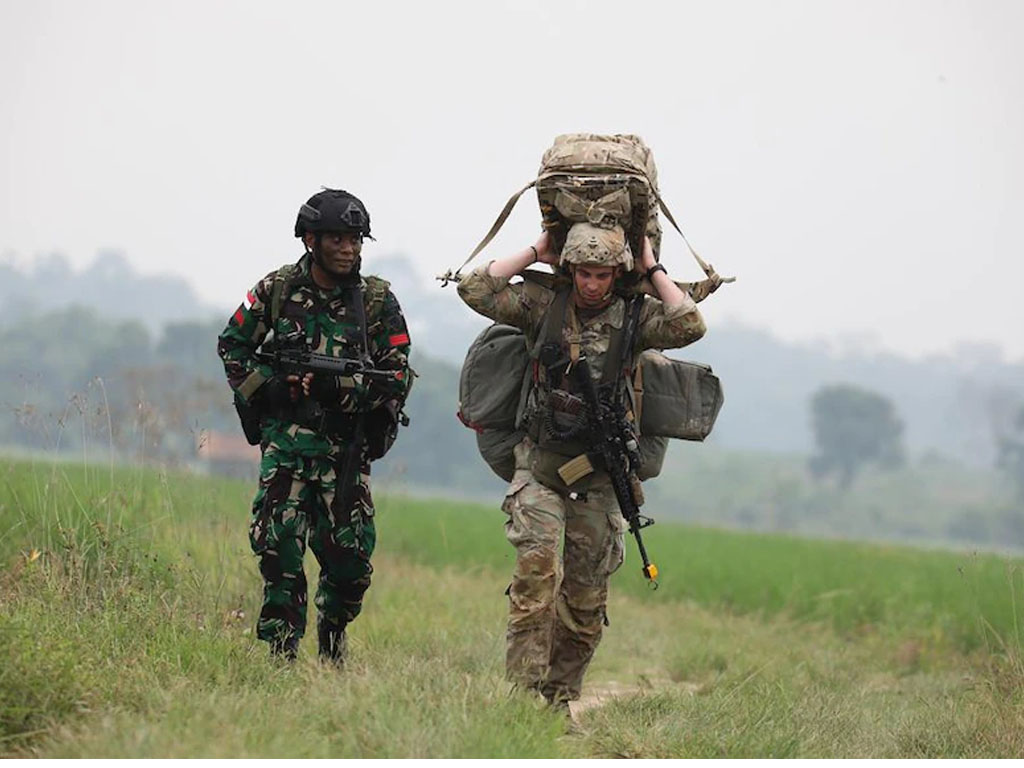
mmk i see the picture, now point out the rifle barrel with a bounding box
[255,350,403,380]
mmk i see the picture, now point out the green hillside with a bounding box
[2,458,1024,757]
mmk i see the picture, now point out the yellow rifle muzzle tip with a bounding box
[645,564,658,580]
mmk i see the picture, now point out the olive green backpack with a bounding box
[457,318,724,483]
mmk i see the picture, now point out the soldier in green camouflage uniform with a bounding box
[457,222,708,707]
[218,189,412,662]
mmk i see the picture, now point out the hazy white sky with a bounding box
[2,0,1022,360]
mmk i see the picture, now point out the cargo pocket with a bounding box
[498,474,526,538]
[602,498,627,577]
[250,464,291,554]
[501,473,530,515]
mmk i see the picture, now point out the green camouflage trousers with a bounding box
[249,440,376,645]
[501,438,625,704]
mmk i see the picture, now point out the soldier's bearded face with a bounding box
[572,265,616,308]
[313,231,362,276]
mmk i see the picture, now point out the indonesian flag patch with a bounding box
[389,332,410,347]
[232,290,257,325]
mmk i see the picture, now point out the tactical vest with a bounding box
[523,288,639,460]
[268,263,391,332]
[458,290,724,484]
[235,262,402,449]
[458,289,649,486]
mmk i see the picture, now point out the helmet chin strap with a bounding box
[571,285,614,308]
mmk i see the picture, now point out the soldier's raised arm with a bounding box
[635,238,707,351]
[456,233,557,332]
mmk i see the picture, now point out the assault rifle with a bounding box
[570,353,659,587]
[254,349,407,386]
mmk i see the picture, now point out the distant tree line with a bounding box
[0,304,495,492]
[0,306,233,460]
[997,405,1024,501]
[809,384,905,488]
[2,303,1022,549]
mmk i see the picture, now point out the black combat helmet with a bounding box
[294,188,372,240]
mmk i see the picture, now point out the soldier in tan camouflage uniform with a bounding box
[457,222,706,708]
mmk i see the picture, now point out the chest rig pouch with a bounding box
[250,262,408,453]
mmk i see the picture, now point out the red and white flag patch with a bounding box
[389,332,410,347]
[232,290,257,325]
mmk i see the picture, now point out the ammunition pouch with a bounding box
[233,393,263,446]
[531,445,605,495]
[541,388,588,442]
[365,401,403,461]
[320,410,360,438]
[635,352,724,441]
[262,401,361,440]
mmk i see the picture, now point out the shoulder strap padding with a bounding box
[270,263,299,328]
[269,266,392,328]
[362,275,391,323]
[532,287,571,359]
[532,289,633,388]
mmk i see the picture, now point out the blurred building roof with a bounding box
[197,429,259,463]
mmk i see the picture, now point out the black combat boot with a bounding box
[318,622,348,665]
[269,634,299,662]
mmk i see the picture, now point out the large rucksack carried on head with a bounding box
[442,133,718,286]
[452,134,726,483]
[537,133,664,263]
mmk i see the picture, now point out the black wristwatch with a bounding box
[646,263,668,280]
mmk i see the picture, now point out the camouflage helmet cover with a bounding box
[559,222,634,271]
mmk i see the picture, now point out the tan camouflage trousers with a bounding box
[501,440,625,704]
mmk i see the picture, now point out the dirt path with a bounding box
[569,679,700,718]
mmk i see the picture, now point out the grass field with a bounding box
[2,457,1024,757]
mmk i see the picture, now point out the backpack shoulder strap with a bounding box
[530,289,637,387]
[530,286,570,359]
[362,275,391,323]
[269,263,299,328]
[601,295,644,386]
